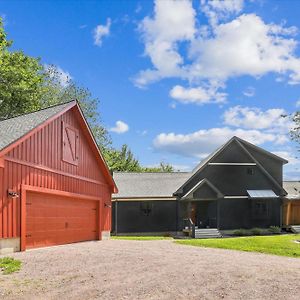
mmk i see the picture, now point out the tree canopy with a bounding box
[0,18,44,120]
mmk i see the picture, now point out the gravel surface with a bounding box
[0,239,300,300]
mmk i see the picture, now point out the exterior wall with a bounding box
[0,107,112,247]
[283,199,300,225]
[177,141,283,230]
[183,165,282,197]
[112,200,177,233]
[218,198,281,230]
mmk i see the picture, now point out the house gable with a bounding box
[0,101,117,193]
[176,136,286,198]
[182,179,223,200]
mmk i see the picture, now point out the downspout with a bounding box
[115,200,118,235]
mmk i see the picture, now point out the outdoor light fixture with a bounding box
[104,203,111,208]
[7,190,19,198]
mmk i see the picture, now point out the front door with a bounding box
[196,201,217,228]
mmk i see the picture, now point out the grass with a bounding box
[175,234,300,257]
[111,236,173,241]
[0,257,22,275]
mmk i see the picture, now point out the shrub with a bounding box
[268,226,281,234]
[233,229,250,236]
[0,257,21,275]
[250,228,262,236]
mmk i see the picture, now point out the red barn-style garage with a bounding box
[0,101,117,253]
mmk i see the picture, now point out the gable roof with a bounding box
[0,100,117,193]
[0,101,74,152]
[175,136,287,195]
[113,172,191,198]
[181,178,223,200]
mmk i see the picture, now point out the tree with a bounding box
[143,162,174,172]
[40,65,111,149]
[0,18,44,120]
[103,144,142,172]
[291,112,300,147]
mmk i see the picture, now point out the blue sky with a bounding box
[1,0,300,178]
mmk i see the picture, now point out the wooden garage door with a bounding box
[26,192,98,249]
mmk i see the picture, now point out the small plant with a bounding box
[0,257,22,275]
[269,226,281,234]
[250,228,262,236]
[233,229,250,236]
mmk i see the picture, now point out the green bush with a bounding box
[233,229,250,236]
[268,226,281,234]
[250,228,262,236]
[0,257,21,275]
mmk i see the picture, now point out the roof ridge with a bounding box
[0,100,75,122]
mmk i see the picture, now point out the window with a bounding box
[247,167,254,175]
[140,202,152,216]
[252,200,268,219]
[62,122,79,165]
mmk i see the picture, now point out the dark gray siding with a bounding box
[182,165,282,197]
[112,200,177,233]
[242,143,283,184]
[218,198,281,230]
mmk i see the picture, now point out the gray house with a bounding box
[112,136,290,237]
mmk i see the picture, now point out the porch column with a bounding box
[287,201,292,226]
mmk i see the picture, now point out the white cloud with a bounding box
[153,127,287,158]
[243,86,255,97]
[169,84,226,105]
[201,0,244,27]
[134,0,196,87]
[296,99,300,107]
[189,14,300,84]
[44,64,72,87]
[110,120,129,134]
[223,106,291,131]
[135,3,300,100]
[93,18,111,47]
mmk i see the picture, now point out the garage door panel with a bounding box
[26,192,99,249]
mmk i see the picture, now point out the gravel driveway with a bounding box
[0,239,300,300]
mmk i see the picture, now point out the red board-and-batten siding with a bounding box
[0,104,114,247]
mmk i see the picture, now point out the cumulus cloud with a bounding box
[135,1,300,102]
[110,120,129,134]
[201,0,244,27]
[189,14,300,83]
[223,106,291,131]
[296,99,300,107]
[153,127,287,158]
[169,85,226,105]
[134,0,195,87]
[93,18,111,47]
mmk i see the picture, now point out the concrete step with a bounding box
[291,225,300,233]
[193,228,222,239]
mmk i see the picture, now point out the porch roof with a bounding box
[247,190,279,198]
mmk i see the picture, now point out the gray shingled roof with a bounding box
[283,181,300,199]
[113,172,191,198]
[0,101,73,152]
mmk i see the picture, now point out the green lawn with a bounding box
[111,236,172,241]
[0,257,22,275]
[175,234,300,257]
